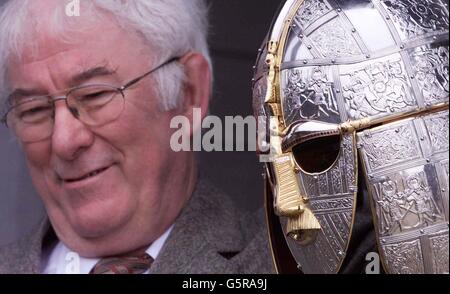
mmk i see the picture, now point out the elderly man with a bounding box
[0,0,273,274]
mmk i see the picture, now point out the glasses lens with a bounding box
[7,97,54,142]
[67,85,124,126]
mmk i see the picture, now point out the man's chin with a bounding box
[72,223,115,239]
[61,217,145,258]
[59,194,135,237]
[67,211,130,240]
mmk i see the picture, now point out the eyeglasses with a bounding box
[1,56,180,143]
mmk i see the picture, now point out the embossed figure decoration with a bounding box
[284,68,340,123]
[404,175,443,226]
[252,0,449,274]
[342,58,415,119]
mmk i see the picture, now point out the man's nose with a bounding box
[51,102,94,160]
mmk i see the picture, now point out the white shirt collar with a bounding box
[42,225,173,274]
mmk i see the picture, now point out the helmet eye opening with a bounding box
[292,134,341,174]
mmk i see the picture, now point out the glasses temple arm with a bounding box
[121,56,181,90]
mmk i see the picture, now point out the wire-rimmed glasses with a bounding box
[1,56,180,143]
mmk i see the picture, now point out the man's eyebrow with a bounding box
[70,66,118,85]
[6,66,118,104]
[7,88,48,102]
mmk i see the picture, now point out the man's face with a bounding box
[7,13,191,256]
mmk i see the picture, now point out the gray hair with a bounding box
[0,0,211,111]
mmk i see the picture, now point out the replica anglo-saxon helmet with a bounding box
[253,0,449,274]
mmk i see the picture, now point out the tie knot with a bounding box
[90,253,154,274]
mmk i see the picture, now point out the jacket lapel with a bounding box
[149,178,246,273]
[0,218,50,274]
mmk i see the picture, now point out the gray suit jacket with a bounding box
[0,178,275,274]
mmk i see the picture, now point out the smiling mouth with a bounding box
[63,166,110,183]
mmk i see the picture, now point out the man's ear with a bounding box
[176,52,211,135]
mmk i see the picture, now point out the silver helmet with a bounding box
[253,0,449,274]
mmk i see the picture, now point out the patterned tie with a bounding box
[89,253,154,274]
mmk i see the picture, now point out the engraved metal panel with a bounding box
[423,111,449,154]
[437,159,449,221]
[283,134,357,274]
[408,43,449,106]
[294,0,332,29]
[384,239,425,274]
[340,54,418,120]
[358,113,449,274]
[309,17,362,59]
[380,0,449,42]
[366,167,448,273]
[281,67,341,127]
[358,120,421,173]
[369,168,445,236]
[429,231,449,274]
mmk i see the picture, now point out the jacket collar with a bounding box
[148,178,246,273]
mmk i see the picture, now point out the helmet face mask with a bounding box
[253,0,449,274]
